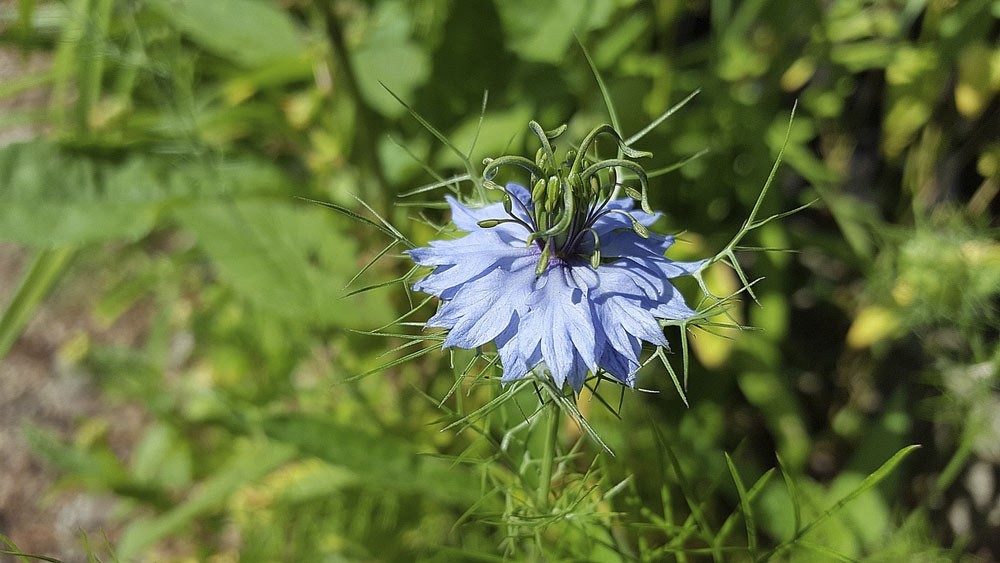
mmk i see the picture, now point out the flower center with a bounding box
[479,121,655,275]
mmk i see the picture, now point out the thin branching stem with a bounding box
[537,401,561,509]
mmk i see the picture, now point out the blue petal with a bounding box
[517,264,599,390]
[626,255,704,279]
[434,257,538,348]
[444,182,534,243]
[599,198,661,226]
[413,245,536,299]
[598,229,675,258]
[410,188,702,390]
[597,293,668,347]
[446,197,505,232]
[495,317,543,383]
[593,260,661,300]
[408,231,504,266]
[599,346,639,385]
[410,230,537,297]
[564,352,592,392]
[598,258,697,320]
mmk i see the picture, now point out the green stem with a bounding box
[318,3,389,212]
[537,401,561,508]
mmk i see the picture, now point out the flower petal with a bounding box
[443,183,534,243]
[495,317,544,383]
[599,346,639,385]
[517,264,599,390]
[434,257,537,348]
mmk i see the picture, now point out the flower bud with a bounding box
[535,147,547,168]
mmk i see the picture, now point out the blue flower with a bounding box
[408,181,701,392]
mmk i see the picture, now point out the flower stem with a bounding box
[537,401,560,508]
[318,2,389,212]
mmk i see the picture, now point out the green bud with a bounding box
[631,218,649,238]
[624,185,642,200]
[545,176,561,212]
[532,178,547,203]
[586,229,601,268]
[535,146,547,168]
[502,193,513,215]
[477,219,504,228]
[535,240,552,276]
[589,176,600,196]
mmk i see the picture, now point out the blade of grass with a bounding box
[724,453,758,553]
[776,452,802,536]
[344,239,402,290]
[342,265,419,298]
[296,197,413,247]
[655,347,689,407]
[398,174,473,198]
[717,468,775,547]
[576,34,620,134]
[466,90,489,160]
[624,89,700,146]
[0,247,74,361]
[644,148,710,179]
[380,82,481,194]
[764,445,921,560]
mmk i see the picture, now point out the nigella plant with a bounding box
[407,123,703,393]
[323,90,801,415]
[318,85,801,556]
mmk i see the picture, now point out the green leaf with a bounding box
[0,142,157,245]
[147,0,306,68]
[0,247,73,361]
[766,445,922,560]
[175,200,395,328]
[261,414,479,504]
[24,425,130,489]
[0,141,284,246]
[117,439,297,559]
[494,0,614,63]
[131,423,193,490]
[349,1,430,118]
[724,453,758,553]
[442,106,533,168]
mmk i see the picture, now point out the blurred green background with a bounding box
[0,0,998,561]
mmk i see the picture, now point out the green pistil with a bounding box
[482,120,654,272]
